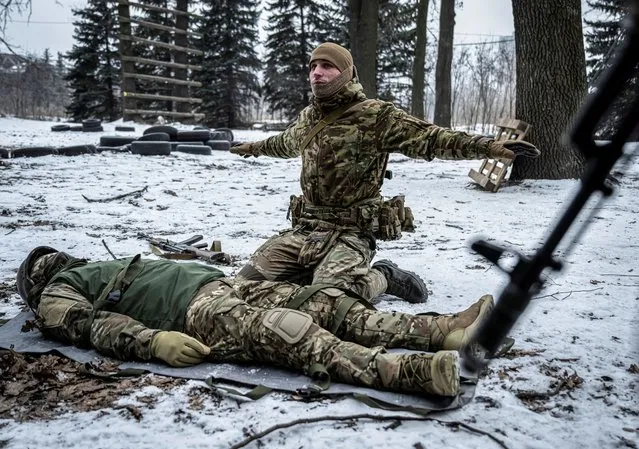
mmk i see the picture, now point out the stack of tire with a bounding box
[99,125,236,156]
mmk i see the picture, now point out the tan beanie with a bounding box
[309,42,354,75]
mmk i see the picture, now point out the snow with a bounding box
[1,116,638,448]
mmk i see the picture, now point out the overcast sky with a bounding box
[2,0,517,57]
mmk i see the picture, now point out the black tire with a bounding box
[130,141,171,156]
[177,129,211,142]
[211,127,234,141]
[170,141,202,150]
[83,118,102,127]
[51,124,71,132]
[143,125,178,140]
[136,132,170,142]
[69,125,84,131]
[206,140,231,151]
[193,126,210,131]
[96,145,131,153]
[82,125,104,132]
[11,147,58,158]
[57,144,97,156]
[115,125,136,132]
[174,144,212,155]
[100,135,138,147]
[0,148,10,159]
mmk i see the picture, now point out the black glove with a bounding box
[499,139,541,158]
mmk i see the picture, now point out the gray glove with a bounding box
[230,142,260,158]
[490,139,541,159]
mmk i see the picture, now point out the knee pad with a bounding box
[262,308,313,344]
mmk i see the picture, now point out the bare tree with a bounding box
[511,0,587,180]
[0,0,31,54]
[411,0,429,118]
[349,0,378,97]
[433,0,454,127]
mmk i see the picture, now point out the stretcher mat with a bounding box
[0,312,477,414]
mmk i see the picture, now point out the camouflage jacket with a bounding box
[252,81,493,208]
[36,258,224,362]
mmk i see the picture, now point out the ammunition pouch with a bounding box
[287,195,415,241]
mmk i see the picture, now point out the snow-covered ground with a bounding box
[1,117,637,448]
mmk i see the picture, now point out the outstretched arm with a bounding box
[377,106,538,161]
[230,117,306,159]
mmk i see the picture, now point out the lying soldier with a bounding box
[16,246,495,398]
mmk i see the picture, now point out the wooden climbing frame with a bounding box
[468,118,532,192]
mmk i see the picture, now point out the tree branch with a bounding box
[229,413,510,449]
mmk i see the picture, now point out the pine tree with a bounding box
[263,0,347,119]
[66,0,120,121]
[376,0,416,109]
[194,0,261,128]
[584,0,636,138]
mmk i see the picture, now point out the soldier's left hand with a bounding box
[499,139,541,158]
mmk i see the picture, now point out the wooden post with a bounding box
[174,0,190,118]
[118,0,137,122]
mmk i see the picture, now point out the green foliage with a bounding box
[585,0,637,138]
[376,0,416,109]
[65,0,120,121]
[194,0,262,128]
[263,0,348,119]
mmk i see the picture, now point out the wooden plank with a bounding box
[468,169,498,192]
[120,0,205,20]
[119,34,204,56]
[119,17,203,38]
[121,56,201,71]
[122,72,202,87]
[124,108,204,118]
[123,92,202,103]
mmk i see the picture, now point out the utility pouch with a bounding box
[375,195,415,240]
[287,194,304,227]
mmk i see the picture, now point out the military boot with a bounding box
[372,259,428,303]
[428,294,494,353]
[376,350,460,396]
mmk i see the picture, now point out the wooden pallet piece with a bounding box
[468,118,531,192]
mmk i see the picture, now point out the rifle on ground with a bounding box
[138,233,231,265]
[463,2,639,372]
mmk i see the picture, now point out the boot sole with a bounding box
[431,350,460,396]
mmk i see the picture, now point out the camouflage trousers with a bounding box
[184,279,433,392]
[235,228,387,301]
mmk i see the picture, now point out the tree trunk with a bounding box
[349,0,378,97]
[510,0,587,180]
[411,0,429,118]
[434,0,454,127]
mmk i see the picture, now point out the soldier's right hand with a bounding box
[230,142,259,158]
[151,331,210,367]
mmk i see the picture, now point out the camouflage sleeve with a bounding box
[377,104,493,161]
[37,282,158,361]
[253,113,307,159]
